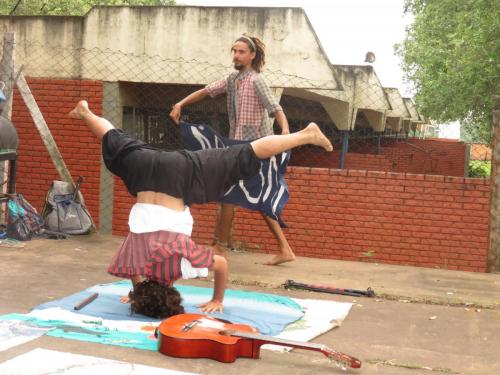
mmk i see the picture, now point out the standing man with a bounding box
[170,34,294,266]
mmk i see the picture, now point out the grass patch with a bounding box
[468,160,491,177]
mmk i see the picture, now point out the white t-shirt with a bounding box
[129,203,194,235]
[129,203,208,279]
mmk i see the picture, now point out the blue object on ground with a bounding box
[35,280,304,336]
[0,281,304,351]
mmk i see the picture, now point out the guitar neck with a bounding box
[228,330,361,369]
[234,330,324,351]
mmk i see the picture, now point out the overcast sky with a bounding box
[181,0,414,96]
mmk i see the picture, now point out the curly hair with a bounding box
[234,33,266,73]
[129,279,185,319]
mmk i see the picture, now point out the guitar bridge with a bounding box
[182,319,200,332]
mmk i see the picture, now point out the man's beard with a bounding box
[233,62,244,70]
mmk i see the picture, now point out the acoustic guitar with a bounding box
[155,313,361,369]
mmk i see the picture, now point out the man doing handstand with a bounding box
[70,100,332,318]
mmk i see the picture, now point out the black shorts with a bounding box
[102,129,261,205]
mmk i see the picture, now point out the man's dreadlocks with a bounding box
[234,33,266,73]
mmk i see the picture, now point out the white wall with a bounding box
[0,6,339,87]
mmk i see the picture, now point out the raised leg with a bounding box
[250,122,332,159]
[69,100,114,141]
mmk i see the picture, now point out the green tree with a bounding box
[395,0,500,143]
[0,0,175,16]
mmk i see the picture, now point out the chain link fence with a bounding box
[1,36,467,229]
[0,38,420,150]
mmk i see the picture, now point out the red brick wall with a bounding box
[101,169,492,273]
[384,139,466,176]
[111,160,488,273]
[13,78,486,272]
[291,149,393,171]
[188,168,490,273]
[291,138,466,177]
[11,78,103,223]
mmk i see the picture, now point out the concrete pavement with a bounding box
[0,233,499,374]
[227,249,500,309]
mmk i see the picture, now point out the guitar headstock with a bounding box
[321,345,362,369]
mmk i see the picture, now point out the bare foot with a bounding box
[69,100,90,119]
[264,252,296,266]
[305,122,333,151]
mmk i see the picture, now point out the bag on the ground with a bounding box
[42,176,94,235]
[6,194,44,241]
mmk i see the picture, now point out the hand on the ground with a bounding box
[197,299,223,314]
[169,104,181,125]
[120,296,131,304]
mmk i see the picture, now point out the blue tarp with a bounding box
[0,281,304,351]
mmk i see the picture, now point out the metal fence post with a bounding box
[339,130,349,169]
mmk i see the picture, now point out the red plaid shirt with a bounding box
[144,236,214,285]
[205,70,282,140]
